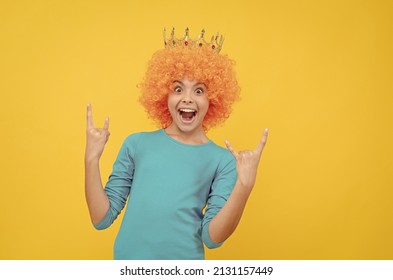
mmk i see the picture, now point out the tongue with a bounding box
[182,112,194,119]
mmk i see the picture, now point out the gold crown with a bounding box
[163,27,224,53]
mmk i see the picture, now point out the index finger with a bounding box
[86,103,95,129]
[255,128,269,154]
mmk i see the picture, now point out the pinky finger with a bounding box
[103,117,110,130]
[225,139,239,158]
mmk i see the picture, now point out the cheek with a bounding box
[203,103,209,113]
[202,98,210,112]
[167,97,179,114]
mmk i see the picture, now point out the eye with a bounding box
[174,86,183,93]
[194,88,204,95]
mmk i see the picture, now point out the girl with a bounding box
[85,28,268,259]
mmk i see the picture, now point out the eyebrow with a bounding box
[172,80,207,87]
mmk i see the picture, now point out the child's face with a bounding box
[167,77,209,135]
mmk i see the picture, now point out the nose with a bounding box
[181,91,194,103]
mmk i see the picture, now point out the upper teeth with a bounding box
[179,109,196,112]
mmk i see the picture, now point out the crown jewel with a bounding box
[163,27,224,53]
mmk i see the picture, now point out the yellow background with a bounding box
[0,0,392,259]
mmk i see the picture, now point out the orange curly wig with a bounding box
[139,44,240,131]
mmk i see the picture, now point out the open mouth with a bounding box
[178,108,197,123]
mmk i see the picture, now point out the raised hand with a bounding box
[225,128,268,191]
[85,104,110,162]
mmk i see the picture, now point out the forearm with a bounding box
[208,180,253,244]
[84,158,110,224]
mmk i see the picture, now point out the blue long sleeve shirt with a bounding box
[94,129,237,259]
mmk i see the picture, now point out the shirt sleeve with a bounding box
[201,151,237,248]
[93,134,138,230]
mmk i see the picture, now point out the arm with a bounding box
[85,104,111,224]
[208,128,269,244]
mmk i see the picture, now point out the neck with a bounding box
[164,124,209,145]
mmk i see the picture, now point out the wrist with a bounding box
[84,155,100,166]
[234,180,253,198]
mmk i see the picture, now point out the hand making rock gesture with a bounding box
[85,104,110,162]
[225,128,268,191]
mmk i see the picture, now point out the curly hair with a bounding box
[139,44,240,131]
